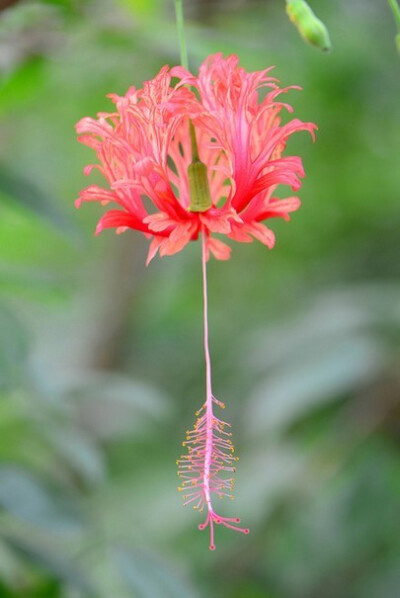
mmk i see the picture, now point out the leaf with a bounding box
[2,534,95,595]
[0,580,15,598]
[0,57,46,115]
[0,302,29,392]
[247,335,385,436]
[56,371,171,440]
[118,0,161,18]
[0,537,21,585]
[0,164,78,237]
[113,546,199,598]
[39,0,85,12]
[46,426,105,485]
[0,466,84,533]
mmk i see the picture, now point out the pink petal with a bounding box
[206,237,232,260]
[95,210,149,236]
[146,236,164,266]
[246,222,275,248]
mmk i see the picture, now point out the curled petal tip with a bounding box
[83,164,94,176]
[308,122,318,141]
[116,226,128,235]
[74,198,82,209]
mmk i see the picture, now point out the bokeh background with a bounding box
[0,0,399,596]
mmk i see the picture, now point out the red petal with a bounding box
[95,210,150,236]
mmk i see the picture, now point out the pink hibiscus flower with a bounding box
[76,53,316,549]
[76,53,316,265]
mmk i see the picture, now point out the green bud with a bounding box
[396,32,400,56]
[286,0,331,52]
[188,161,212,212]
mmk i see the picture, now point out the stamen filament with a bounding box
[177,230,249,549]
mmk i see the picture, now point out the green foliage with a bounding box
[0,0,399,597]
[0,165,77,237]
[0,303,29,391]
[114,547,200,598]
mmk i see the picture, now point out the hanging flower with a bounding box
[75,53,316,550]
[76,53,316,264]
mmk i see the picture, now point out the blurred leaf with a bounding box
[2,534,95,595]
[0,302,29,392]
[27,579,62,598]
[47,425,105,485]
[0,57,46,113]
[0,466,84,533]
[0,537,20,585]
[0,164,78,237]
[0,580,15,598]
[39,0,85,12]
[54,371,172,440]
[247,335,385,436]
[113,546,199,598]
[245,286,400,437]
[119,0,162,18]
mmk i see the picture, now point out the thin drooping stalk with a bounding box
[388,0,400,30]
[174,0,189,69]
[177,233,249,549]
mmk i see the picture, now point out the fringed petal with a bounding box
[245,222,275,248]
[206,237,232,260]
[146,235,164,266]
[144,212,177,233]
[256,196,301,222]
[75,185,118,209]
[159,222,198,257]
[228,221,275,248]
[95,209,150,236]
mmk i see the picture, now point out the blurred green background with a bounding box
[0,0,399,596]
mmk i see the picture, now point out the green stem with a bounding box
[388,0,400,30]
[174,0,189,69]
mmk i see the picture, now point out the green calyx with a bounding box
[187,121,212,212]
[286,0,331,52]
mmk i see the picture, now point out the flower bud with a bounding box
[286,0,331,52]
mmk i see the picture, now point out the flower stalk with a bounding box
[174,0,189,69]
[388,0,400,55]
[388,0,400,29]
